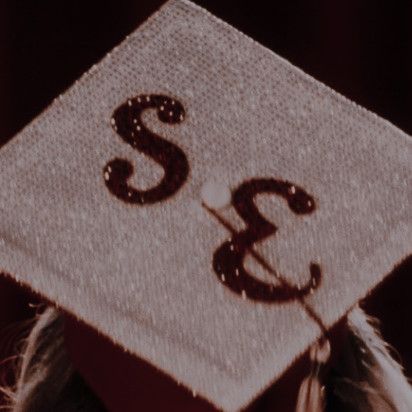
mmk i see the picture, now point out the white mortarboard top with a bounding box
[0,0,411,410]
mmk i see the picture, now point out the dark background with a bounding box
[1,1,411,144]
[0,1,411,410]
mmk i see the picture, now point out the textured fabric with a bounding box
[0,0,410,410]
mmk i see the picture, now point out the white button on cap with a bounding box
[201,179,231,209]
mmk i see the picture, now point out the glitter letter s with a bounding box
[103,94,188,204]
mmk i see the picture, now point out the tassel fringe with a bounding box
[295,338,331,412]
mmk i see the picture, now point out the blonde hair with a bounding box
[1,307,104,412]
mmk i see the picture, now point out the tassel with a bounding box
[327,306,412,412]
[295,337,331,412]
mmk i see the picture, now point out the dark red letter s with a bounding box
[104,94,188,204]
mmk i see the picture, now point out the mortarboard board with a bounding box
[0,0,411,410]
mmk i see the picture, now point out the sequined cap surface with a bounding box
[0,0,411,410]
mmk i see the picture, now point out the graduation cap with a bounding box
[0,0,411,410]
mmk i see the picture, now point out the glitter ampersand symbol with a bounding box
[207,178,321,303]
